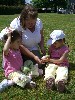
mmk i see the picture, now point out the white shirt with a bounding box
[10,17,43,51]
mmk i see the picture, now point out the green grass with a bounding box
[0,13,75,100]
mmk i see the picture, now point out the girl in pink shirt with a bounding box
[41,30,70,93]
[3,29,35,88]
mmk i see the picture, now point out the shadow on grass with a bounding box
[68,62,75,82]
[69,62,75,70]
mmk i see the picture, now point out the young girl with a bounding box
[2,29,36,89]
[41,30,70,93]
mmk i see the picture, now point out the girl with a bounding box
[2,29,36,89]
[41,30,70,93]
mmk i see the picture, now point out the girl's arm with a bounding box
[3,36,11,55]
[19,45,41,64]
[41,49,69,64]
[49,50,69,64]
[3,29,12,55]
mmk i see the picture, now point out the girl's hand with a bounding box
[6,27,13,37]
[41,58,48,63]
[41,55,50,63]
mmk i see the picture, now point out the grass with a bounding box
[0,13,75,100]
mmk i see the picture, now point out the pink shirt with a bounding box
[49,45,70,67]
[3,49,23,77]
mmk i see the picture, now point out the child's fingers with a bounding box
[6,27,13,34]
[7,27,15,33]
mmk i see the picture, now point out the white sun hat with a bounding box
[47,30,65,45]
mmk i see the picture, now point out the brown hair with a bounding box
[57,38,65,43]
[57,38,69,47]
[3,30,21,43]
[20,4,38,29]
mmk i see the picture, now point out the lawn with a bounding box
[0,13,75,100]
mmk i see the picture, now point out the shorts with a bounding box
[8,71,31,88]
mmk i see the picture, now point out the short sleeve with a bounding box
[36,18,43,30]
[10,16,22,31]
[64,47,70,53]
